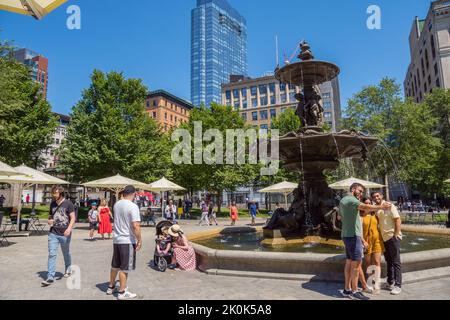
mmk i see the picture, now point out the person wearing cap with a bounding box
[168,225,196,271]
[107,185,142,300]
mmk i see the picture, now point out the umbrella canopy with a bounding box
[258,181,298,208]
[0,164,69,185]
[83,174,148,189]
[0,160,22,176]
[148,177,185,192]
[445,179,450,183]
[0,0,67,19]
[329,177,385,190]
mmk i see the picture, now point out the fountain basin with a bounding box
[275,60,340,85]
[190,226,450,281]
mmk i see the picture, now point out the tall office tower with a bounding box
[13,48,49,99]
[191,0,247,107]
[404,0,450,103]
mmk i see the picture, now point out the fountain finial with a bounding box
[298,41,314,61]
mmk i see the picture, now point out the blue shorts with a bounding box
[343,236,363,261]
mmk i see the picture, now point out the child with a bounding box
[156,226,172,256]
[88,203,98,240]
[229,202,238,226]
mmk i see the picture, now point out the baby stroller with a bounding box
[153,220,173,272]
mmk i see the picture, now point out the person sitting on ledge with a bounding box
[10,207,30,231]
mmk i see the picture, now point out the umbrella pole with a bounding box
[284,193,288,210]
[16,183,24,232]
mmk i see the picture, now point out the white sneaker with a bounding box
[382,282,395,291]
[390,286,402,295]
[106,285,119,295]
[118,289,137,300]
[362,286,374,294]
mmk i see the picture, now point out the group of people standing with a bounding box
[87,199,113,240]
[339,183,403,300]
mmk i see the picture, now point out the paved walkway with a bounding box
[1,218,449,300]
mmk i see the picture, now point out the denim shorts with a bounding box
[343,236,363,261]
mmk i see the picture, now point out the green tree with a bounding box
[58,70,170,183]
[171,103,259,212]
[0,39,57,167]
[271,107,301,136]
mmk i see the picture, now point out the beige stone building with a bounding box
[145,90,194,131]
[221,74,341,132]
[404,0,450,102]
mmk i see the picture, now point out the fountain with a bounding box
[190,41,450,280]
[263,41,379,242]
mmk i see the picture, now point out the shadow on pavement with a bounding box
[301,275,348,299]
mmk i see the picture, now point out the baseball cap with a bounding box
[122,185,136,196]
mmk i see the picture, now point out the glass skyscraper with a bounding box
[191,0,247,107]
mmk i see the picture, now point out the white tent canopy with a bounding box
[148,177,186,192]
[148,177,186,216]
[329,177,385,190]
[258,181,298,208]
[82,174,149,200]
[445,179,450,183]
[0,160,23,176]
[0,0,67,19]
[0,165,70,232]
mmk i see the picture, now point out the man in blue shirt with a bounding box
[249,200,259,226]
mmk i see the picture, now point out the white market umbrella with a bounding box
[258,181,298,208]
[445,179,450,183]
[0,0,67,19]
[329,177,385,190]
[0,165,70,231]
[148,177,186,216]
[83,174,149,201]
[0,160,22,176]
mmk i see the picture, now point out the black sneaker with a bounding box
[350,291,370,300]
[341,289,352,297]
[41,279,54,287]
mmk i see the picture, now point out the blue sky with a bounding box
[0,0,431,115]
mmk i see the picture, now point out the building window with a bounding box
[252,98,258,108]
[259,84,267,95]
[242,99,248,109]
[250,86,257,96]
[175,116,177,122]
[153,112,157,118]
[289,92,296,102]
[280,93,287,103]
[146,101,150,108]
[281,107,287,113]
[270,95,276,105]
[241,88,247,99]
[234,100,240,109]
[324,102,332,109]
[241,113,247,121]
[260,110,268,120]
[153,100,156,106]
[270,109,276,118]
[269,83,276,95]
[279,83,286,92]
[233,89,240,101]
[260,96,268,106]
[260,124,268,130]
[252,112,258,121]
[431,35,436,60]
[170,115,173,121]
[165,112,167,120]
[324,112,332,119]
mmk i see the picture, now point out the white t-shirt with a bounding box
[113,199,141,244]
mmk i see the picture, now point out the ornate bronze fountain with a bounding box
[264,41,378,241]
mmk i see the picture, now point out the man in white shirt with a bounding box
[107,185,141,300]
[165,200,177,222]
[372,191,402,295]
